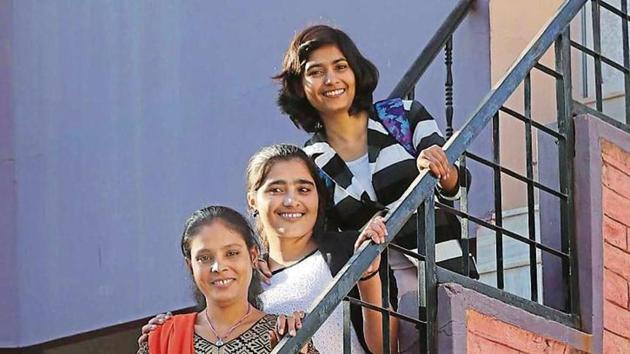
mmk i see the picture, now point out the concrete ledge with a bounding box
[437,282,592,353]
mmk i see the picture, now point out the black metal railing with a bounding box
[270,0,630,352]
[572,0,630,130]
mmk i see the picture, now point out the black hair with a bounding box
[181,205,263,309]
[274,25,379,132]
[246,144,328,245]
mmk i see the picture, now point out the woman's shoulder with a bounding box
[258,313,278,326]
[170,312,197,325]
[150,312,197,338]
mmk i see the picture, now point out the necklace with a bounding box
[204,304,252,346]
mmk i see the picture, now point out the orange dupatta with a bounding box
[148,313,197,354]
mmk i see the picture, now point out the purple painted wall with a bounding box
[1,0,490,347]
[0,0,19,347]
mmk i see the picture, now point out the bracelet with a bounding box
[360,269,379,282]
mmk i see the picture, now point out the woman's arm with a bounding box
[354,217,399,354]
[357,272,398,354]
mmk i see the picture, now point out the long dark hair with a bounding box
[181,205,263,309]
[274,25,379,132]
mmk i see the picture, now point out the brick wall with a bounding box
[467,310,575,353]
[601,139,630,353]
[436,282,591,353]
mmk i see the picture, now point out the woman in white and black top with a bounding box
[247,144,397,354]
[273,24,477,353]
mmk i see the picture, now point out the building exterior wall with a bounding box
[467,310,579,353]
[476,0,568,301]
[574,114,630,353]
[0,0,19,347]
[436,282,592,353]
[601,139,630,353]
[436,115,630,354]
[489,0,565,211]
[0,0,491,348]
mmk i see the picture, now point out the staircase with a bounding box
[272,0,630,352]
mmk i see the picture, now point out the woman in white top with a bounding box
[246,144,396,354]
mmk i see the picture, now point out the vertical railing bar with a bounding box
[444,34,468,277]
[445,36,455,139]
[581,7,589,98]
[524,73,538,302]
[380,248,390,354]
[423,197,437,353]
[556,29,580,320]
[493,112,505,290]
[416,208,427,353]
[343,299,351,353]
[592,0,604,111]
[459,155,470,277]
[416,210,427,309]
[622,0,630,124]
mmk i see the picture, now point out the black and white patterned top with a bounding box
[304,99,474,273]
[138,314,318,354]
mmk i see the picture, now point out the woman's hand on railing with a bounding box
[417,145,459,194]
[270,311,318,353]
[137,312,172,346]
[355,216,387,279]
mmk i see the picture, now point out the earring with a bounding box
[252,210,259,217]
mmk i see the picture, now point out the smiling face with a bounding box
[188,221,257,307]
[302,45,357,119]
[248,158,319,242]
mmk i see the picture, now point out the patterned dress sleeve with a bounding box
[305,340,320,354]
[137,341,148,354]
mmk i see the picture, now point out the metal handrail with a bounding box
[272,0,586,352]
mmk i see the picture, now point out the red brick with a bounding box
[604,300,630,338]
[603,163,630,200]
[604,330,630,354]
[603,187,630,226]
[604,216,628,251]
[602,140,630,176]
[467,332,521,354]
[604,243,630,281]
[466,310,576,353]
[604,268,630,309]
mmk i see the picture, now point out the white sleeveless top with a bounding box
[260,250,365,354]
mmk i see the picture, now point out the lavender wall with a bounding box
[0,0,19,347]
[1,0,490,347]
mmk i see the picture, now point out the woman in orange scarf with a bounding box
[137,206,317,354]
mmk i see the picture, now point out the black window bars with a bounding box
[271,0,630,352]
